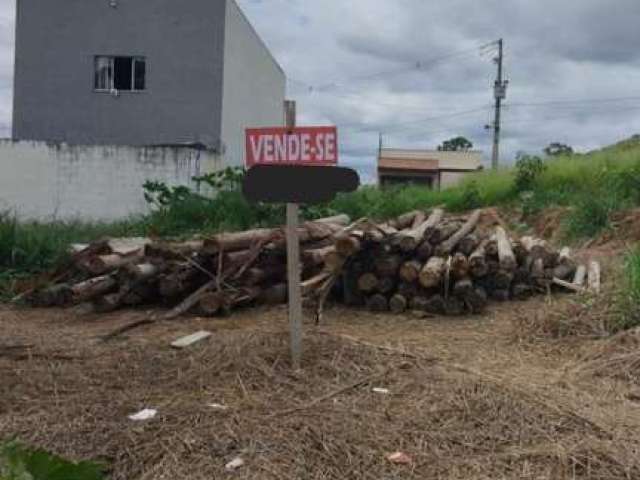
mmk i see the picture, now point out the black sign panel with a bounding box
[242,165,360,204]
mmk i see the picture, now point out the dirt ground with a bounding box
[2,278,640,480]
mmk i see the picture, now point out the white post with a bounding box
[284,100,302,369]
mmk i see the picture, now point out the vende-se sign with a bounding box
[246,126,338,168]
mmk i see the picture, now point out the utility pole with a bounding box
[284,99,302,370]
[491,38,507,170]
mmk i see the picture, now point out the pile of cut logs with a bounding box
[21,209,600,318]
[330,209,600,316]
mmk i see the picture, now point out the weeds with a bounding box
[0,441,105,480]
[615,247,640,332]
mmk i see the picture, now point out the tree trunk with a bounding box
[375,255,402,277]
[334,233,362,257]
[377,276,396,295]
[399,260,422,283]
[588,261,601,294]
[389,211,421,230]
[70,275,117,303]
[469,241,489,278]
[396,208,444,252]
[495,226,517,271]
[451,253,470,280]
[435,210,482,256]
[458,234,480,256]
[416,240,433,261]
[420,257,446,289]
[203,229,275,254]
[389,294,408,314]
[80,252,144,275]
[145,241,204,260]
[357,273,379,293]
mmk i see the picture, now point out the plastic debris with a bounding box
[387,451,412,465]
[128,408,157,421]
[372,388,390,395]
[225,457,245,471]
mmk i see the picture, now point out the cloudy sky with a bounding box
[1,1,640,180]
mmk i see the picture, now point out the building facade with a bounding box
[377,148,483,189]
[12,0,285,167]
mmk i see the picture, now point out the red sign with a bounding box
[245,126,338,168]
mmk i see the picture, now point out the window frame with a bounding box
[93,55,147,93]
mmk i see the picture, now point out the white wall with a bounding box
[220,0,286,167]
[0,140,223,221]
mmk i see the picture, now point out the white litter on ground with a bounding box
[225,457,245,471]
[128,409,158,421]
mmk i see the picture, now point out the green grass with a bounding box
[0,441,105,480]
[615,247,640,332]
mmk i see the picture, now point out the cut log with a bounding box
[203,229,276,255]
[198,293,223,316]
[375,255,402,277]
[419,257,446,289]
[377,277,396,295]
[357,273,379,293]
[495,227,517,271]
[302,271,334,296]
[29,284,73,307]
[164,280,216,320]
[511,240,528,265]
[389,294,408,314]
[315,214,351,226]
[260,283,288,305]
[573,265,588,287]
[444,297,465,316]
[464,287,488,314]
[469,241,489,278]
[453,278,474,297]
[552,278,586,293]
[399,261,422,283]
[424,295,446,315]
[397,282,419,299]
[367,294,389,312]
[458,234,480,256]
[243,265,286,286]
[158,264,199,298]
[71,275,117,303]
[396,208,445,252]
[93,292,123,313]
[588,261,601,295]
[552,247,576,280]
[436,210,482,256]
[80,252,144,275]
[451,253,470,280]
[145,241,204,260]
[494,269,515,290]
[410,296,430,312]
[416,240,433,261]
[389,211,421,230]
[334,233,362,257]
[512,283,534,300]
[121,263,162,282]
[428,221,462,244]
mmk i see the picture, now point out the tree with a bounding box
[437,136,473,152]
[544,142,573,157]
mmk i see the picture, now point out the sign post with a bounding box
[243,103,356,369]
[283,100,302,370]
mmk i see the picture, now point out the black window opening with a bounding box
[94,56,146,92]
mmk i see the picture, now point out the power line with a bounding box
[287,41,498,94]
[338,105,493,133]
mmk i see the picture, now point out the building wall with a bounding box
[13,0,227,147]
[0,140,223,221]
[220,0,286,167]
[440,171,471,189]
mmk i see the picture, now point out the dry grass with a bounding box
[2,318,640,480]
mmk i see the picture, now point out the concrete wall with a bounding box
[13,0,227,147]
[440,171,472,189]
[220,0,286,166]
[0,140,223,221]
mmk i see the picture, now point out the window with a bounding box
[94,56,146,92]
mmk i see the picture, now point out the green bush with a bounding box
[0,441,105,480]
[514,153,547,193]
